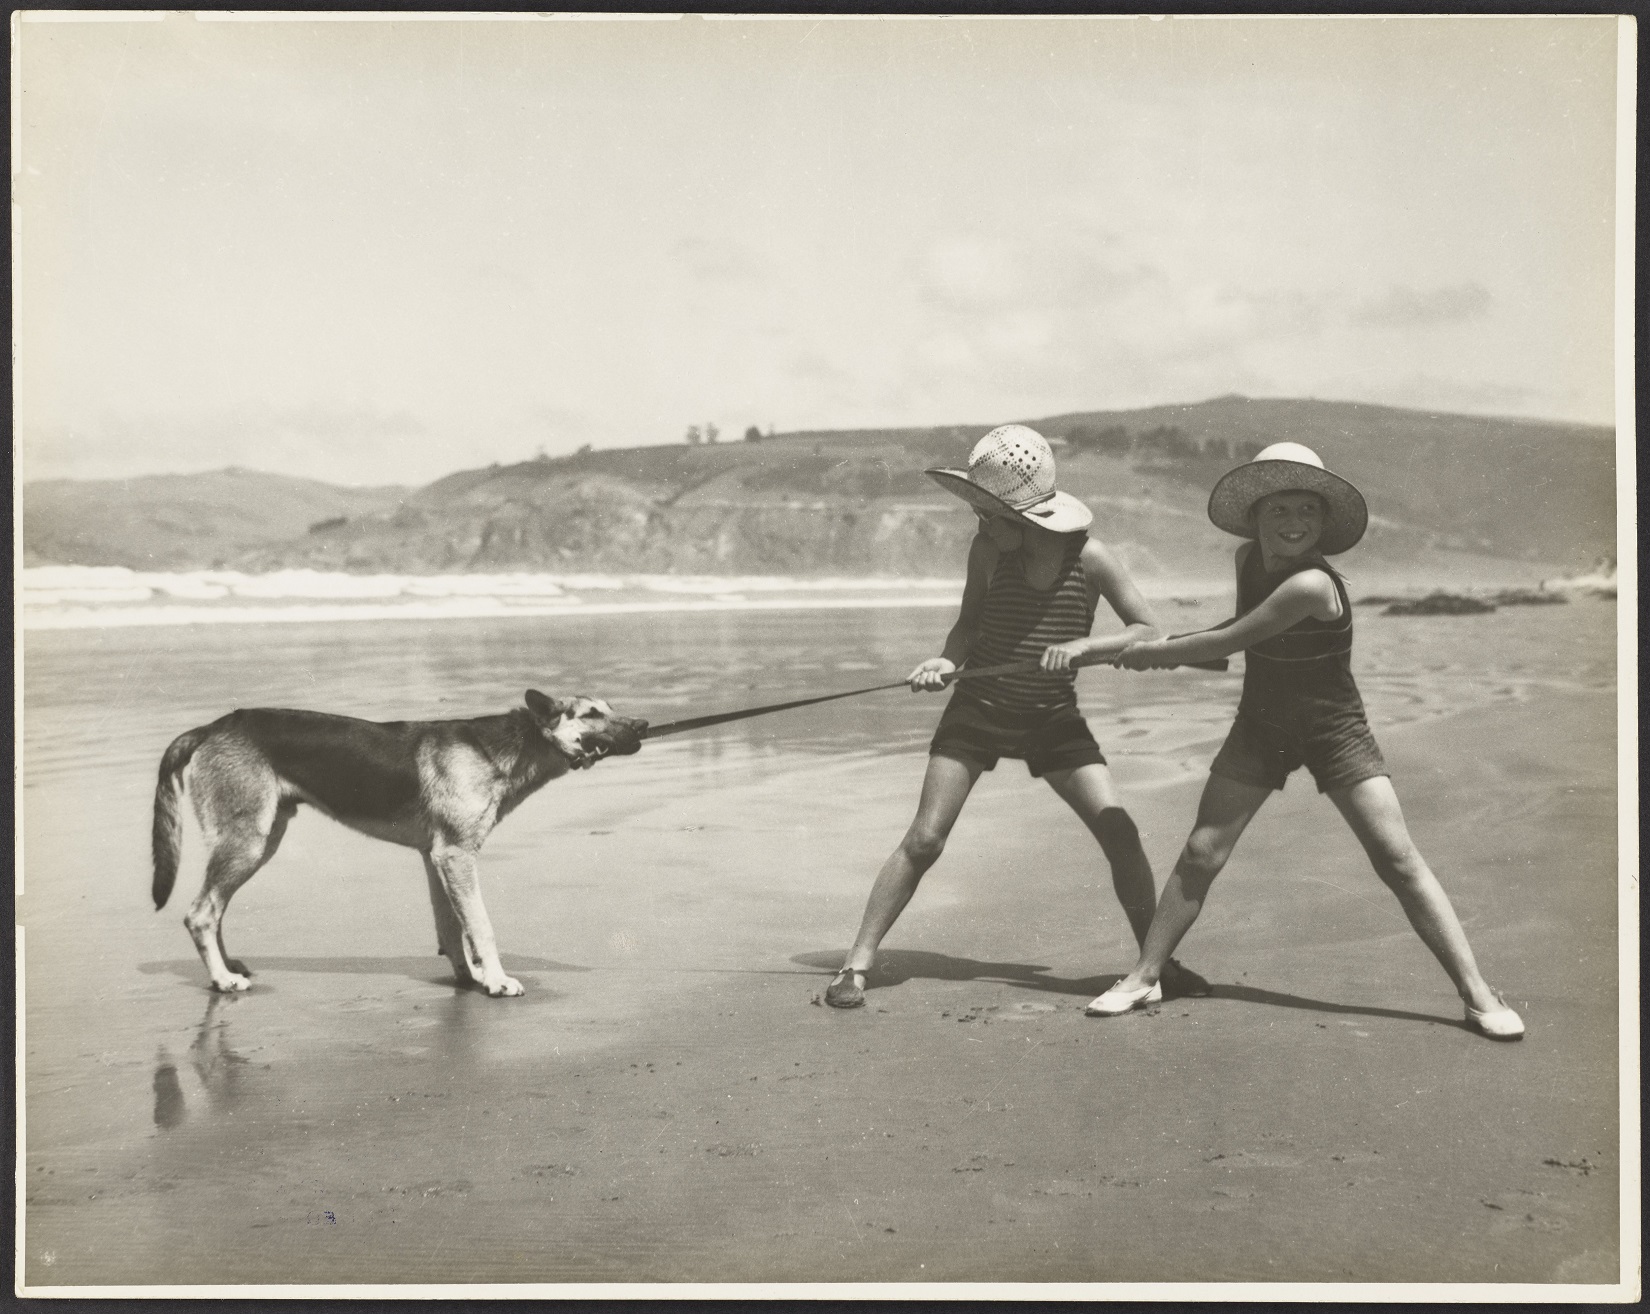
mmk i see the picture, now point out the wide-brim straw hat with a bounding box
[926,424,1093,534]
[1207,441,1368,555]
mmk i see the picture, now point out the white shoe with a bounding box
[1085,980,1163,1016]
[1465,992,1525,1041]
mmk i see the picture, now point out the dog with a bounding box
[151,690,646,998]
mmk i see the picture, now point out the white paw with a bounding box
[484,975,525,998]
[212,973,252,993]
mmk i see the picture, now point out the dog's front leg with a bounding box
[429,840,522,997]
[423,853,484,987]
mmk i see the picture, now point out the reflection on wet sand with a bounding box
[139,952,588,990]
[153,994,254,1131]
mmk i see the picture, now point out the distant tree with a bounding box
[1227,438,1267,462]
[575,442,593,455]
[685,425,702,445]
[705,422,720,445]
[1137,425,1197,461]
[534,445,550,462]
[1066,424,1131,456]
[744,425,764,443]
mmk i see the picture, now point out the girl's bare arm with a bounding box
[1117,554,1337,668]
[1042,539,1162,670]
[909,533,996,687]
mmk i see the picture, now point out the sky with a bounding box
[15,13,1625,486]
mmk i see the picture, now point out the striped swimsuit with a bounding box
[929,537,1108,777]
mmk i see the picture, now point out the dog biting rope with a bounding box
[642,650,1228,740]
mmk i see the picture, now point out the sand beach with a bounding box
[15,590,1625,1290]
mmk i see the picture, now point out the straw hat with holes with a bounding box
[926,425,1093,534]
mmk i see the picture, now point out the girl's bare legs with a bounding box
[1327,775,1501,1012]
[838,753,983,975]
[1110,773,1272,992]
[1041,763,1157,945]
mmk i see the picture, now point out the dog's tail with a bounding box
[152,727,208,910]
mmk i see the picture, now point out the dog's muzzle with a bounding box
[606,717,647,755]
[569,718,647,768]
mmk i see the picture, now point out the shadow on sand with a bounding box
[791,948,1465,1030]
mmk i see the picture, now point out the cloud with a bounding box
[916,239,1021,312]
[1365,371,1543,414]
[914,234,1160,315]
[670,236,764,284]
[889,229,1338,418]
[23,405,433,486]
[1351,281,1493,328]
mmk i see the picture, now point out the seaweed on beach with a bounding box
[1367,587,1568,614]
[1383,592,1496,616]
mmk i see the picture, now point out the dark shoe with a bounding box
[825,967,866,1009]
[1160,958,1212,998]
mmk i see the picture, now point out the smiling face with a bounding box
[1250,490,1326,567]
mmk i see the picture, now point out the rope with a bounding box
[642,650,1227,741]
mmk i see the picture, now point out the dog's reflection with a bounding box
[151,987,509,1131]
[152,993,254,1130]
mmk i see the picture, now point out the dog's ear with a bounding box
[524,689,569,723]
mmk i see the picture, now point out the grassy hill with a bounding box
[22,397,1615,580]
[21,468,406,570]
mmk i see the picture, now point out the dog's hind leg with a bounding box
[423,851,485,987]
[185,836,263,992]
[215,800,293,980]
[186,800,289,993]
[429,840,522,997]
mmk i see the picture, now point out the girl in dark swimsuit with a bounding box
[1088,443,1524,1040]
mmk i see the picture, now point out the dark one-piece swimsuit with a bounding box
[1209,548,1388,794]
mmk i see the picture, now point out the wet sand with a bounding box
[18,599,1624,1288]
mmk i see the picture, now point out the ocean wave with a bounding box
[19,566,970,630]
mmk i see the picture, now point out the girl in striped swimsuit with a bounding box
[825,426,1210,1008]
[1088,443,1524,1040]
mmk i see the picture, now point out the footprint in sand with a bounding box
[1207,1149,1304,1169]
[1030,1180,1093,1198]
[1480,1188,1573,1235]
[998,1001,1057,1020]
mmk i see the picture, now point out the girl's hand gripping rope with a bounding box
[1039,640,1089,673]
[906,657,957,691]
[1113,632,1232,671]
[1115,639,1176,670]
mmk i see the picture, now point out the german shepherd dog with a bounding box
[152,690,646,997]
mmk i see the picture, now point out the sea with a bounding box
[19,563,1618,808]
